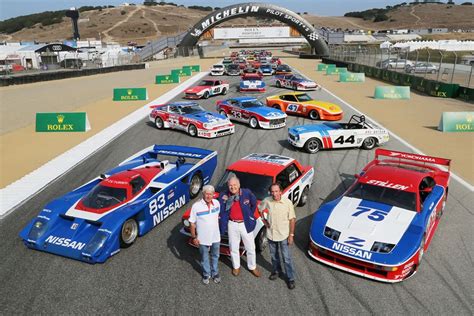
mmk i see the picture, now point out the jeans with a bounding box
[199,242,220,278]
[268,239,295,281]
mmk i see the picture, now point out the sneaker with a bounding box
[212,274,221,284]
[202,277,210,285]
[269,272,279,281]
[287,280,296,290]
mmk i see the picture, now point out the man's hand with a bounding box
[288,235,294,245]
[192,237,200,246]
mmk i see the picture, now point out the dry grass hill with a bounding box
[1,3,473,44]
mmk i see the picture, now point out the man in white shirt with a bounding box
[189,185,221,285]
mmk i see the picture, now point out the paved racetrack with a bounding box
[0,70,473,314]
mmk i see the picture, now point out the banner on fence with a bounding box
[36,112,91,132]
[438,112,474,132]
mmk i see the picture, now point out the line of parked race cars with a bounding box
[20,50,452,283]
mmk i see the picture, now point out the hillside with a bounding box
[1,3,473,44]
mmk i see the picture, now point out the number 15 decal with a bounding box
[352,206,389,221]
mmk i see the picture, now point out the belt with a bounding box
[230,219,244,223]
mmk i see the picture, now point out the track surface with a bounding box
[1,69,473,314]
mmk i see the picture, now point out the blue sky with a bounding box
[0,0,406,20]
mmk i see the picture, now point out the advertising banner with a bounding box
[36,112,90,132]
[339,72,365,82]
[214,26,290,39]
[428,82,460,98]
[374,86,410,99]
[156,74,180,84]
[171,68,192,77]
[113,88,148,101]
[438,112,474,132]
[326,67,347,75]
[457,86,474,101]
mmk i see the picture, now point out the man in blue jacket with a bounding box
[219,175,261,277]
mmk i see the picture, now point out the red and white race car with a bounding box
[180,153,315,255]
[275,74,321,91]
[184,79,229,99]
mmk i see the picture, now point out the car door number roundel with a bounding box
[287,104,299,112]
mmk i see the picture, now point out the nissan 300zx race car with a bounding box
[19,145,218,263]
[288,114,390,153]
[149,101,235,138]
[184,79,229,99]
[275,74,320,91]
[308,149,451,282]
[240,73,266,92]
[181,153,314,255]
[266,92,343,121]
[216,97,287,129]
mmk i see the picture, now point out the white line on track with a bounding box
[0,72,208,219]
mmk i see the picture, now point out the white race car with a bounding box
[210,64,225,76]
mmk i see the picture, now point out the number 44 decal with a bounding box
[352,206,389,221]
[334,135,355,144]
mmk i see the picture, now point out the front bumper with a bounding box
[240,87,266,92]
[319,112,343,121]
[184,93,203,99]
[197,125,235,138]
[260,118,286,129]
[288,134,305,148]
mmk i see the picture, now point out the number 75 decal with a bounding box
[352,206,389,221]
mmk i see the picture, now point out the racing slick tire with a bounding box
[188,124,198,137]
[304,138,322,154]
[255,227,268,252]
[154,117,164,129]
[418,235,426,265]
[221,87,228,95]
[120,218,138,248]
[249,117,259,129]
[438,188,448,219]
[276,81,281,88]
[203,91,210,99]
[308,110,320,120]
[362,137,377,150]
[189,173,203,199]
[297,186,309,207]
[272,104,282,110]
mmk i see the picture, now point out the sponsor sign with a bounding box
[155,74,180,84]
[374,86,410,100]
[171,68,192,77]
[317,63,335,71]
[36,112,91,132]
[214,26,290,39]
[438,112,474,132]
[185,65,201,72]
[326,67,347,75]
[113,88,148,101]
[429,82,460,98]
[339,72,365,82]
[458,86,474,102]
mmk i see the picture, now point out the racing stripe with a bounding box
[326,137,333,149]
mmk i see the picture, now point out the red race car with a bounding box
[180,153,315,255]
[184,79,229,99]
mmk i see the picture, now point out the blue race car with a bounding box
[239,73,266,92]
[20,145,218,263]
[216,97,287,129]
[258,64,274,76]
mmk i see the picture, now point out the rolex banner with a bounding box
[183,65,201,72]
[156,74,180,84]
[438,112,474,132]
[318,64,335,71]
[339,72,365,82]
[326,67,348,75]
[113,88,148,101]
[171,68,192,77]
[36,112,91,132]
[374,86,410,99]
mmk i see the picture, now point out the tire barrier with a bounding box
[0,64,146,87]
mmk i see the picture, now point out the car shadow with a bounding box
[166,223,202,275]
[277,139,297,151]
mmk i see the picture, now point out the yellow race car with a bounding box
[266,92,343,120]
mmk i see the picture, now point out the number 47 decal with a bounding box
[352,206,389,221]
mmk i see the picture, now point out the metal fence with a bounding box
[328,45,474,88]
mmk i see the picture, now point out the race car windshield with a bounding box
[241,100,264,108]
[346,183,417,212]
[200,80,215,86]
[82,184,127,209]
[296,94,313,102]
[278,65,290,70]
[216,170,273,201]
[180,105,205,114]
[228,64,239,69]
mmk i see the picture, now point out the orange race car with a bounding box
[266,92,343,121]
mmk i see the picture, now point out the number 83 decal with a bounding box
[352,206,389,221]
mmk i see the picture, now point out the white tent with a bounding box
[380,41,393,49]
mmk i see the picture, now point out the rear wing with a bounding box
[119,145,216,166]
[375,149,451,170]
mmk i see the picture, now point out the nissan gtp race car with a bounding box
[275,74,320,91]
[19,145,218,263]
[266,92,343,121]
[181,153,314,255]
[240,73,266,92]
[288,114,390,154]
[308,149,451,282]
[149,101,235,138]
[184,79,229,99]
[216,97,287,129]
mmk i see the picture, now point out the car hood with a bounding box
[249,107,286,118]
[185,86,209,93]
[185,112,229,124]
[289,122,341,135]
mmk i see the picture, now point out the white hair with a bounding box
[202,185,215,194]
[227,174,240,185]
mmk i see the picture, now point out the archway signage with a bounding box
[179,2,329,56]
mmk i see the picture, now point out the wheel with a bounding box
[219,110,227,117]
[203,91,210,99]
[120,218,138,248]
[249,117,259,129]
[221,87,227,95]
[431,69,436,74]
[188,124,198,137]
[410,69,415,74]
[154,117,164,130]
[297,186,309,206]
[437,188,448,219]
[418,235,426,265]
[189,173,203,199]
[276,81,281,88]
[308,110,320,120]
[255,227,268,252]
[272,104,281,110]
[362,137,377,150]
[304,138,322,154]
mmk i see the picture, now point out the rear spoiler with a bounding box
[149,104,165,109]
[375,149,451,170]
[152,145,216,160]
